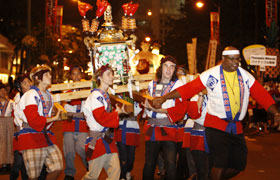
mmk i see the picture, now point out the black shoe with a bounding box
[64,175,74,180]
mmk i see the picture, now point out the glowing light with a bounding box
[147,10,152,16]
[69,50,73,54]
[196,1,204,8]
[64,66,70,71]
[145,36,151,42]
[152,48,160,55]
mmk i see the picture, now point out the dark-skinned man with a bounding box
[152,46,280,180]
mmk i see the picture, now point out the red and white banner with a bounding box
[210,12,220,42]
[46,0,58,27]
[266,0,277,27]
[55,6,63,36]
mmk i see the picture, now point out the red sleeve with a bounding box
[187,101,201,119]
[176,77,206,100]
[70,99,82,105]
[92,106,119,128]
[167,99,200,123]
[23,105,47,132]
[250,81,275,111]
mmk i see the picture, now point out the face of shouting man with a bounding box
[222,46,241,72]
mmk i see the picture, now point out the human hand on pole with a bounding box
[152,96,166,109]
[116,104,128,115]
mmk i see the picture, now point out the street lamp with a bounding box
[147,10,152,16]
[195,0,220,42]
[196,2,204,8]
[145,36,151,42]
[195,0,220,14]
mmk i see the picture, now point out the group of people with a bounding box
[0,46,279,180]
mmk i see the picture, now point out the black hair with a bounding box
[0,82,6,90]
[14,74,30,96]
[69,65,83,75]
[155,64,178,83]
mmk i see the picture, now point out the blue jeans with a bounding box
[10,150,28,180]
[143,141,177,180]
[176,142,189,180]
[63,132,88,176]
[191,150,209,180]
[117,142,136,179]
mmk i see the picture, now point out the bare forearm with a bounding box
[267,104,279,115]
[151,108,168,114]
[73,112,85,118]
[47,111,61,123]
[46,116,58,123]
[162,90,181,101]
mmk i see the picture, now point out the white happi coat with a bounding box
[146,79,184,119]
[82,90,114,132]
[199,65,255,121]
[19,89,54,129]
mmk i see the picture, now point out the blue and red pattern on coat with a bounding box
[144,97,200,142]
[176,123,185,143]
[85,136,118,161]
[167,99,200,144]
[144,120,178,142]
[115,121,140,147]
[182,127,192,148]
[190,129,209,153]
[85,103,119,161]
[62,98,89,133]
[17,104,56,151]
[176,77,275,134]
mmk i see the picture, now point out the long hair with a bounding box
[155,64,178,83]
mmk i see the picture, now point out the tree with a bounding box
[29,25,89,83]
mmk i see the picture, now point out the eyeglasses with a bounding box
[225,56,241,61]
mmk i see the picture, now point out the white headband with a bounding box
[222,50,240,56]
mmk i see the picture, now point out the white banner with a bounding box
[250,55,277,66]
[187,43,195,74]
[192,38,197,74]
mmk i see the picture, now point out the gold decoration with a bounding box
[89,19,99,33]
[82,19,90,32]
[102,5,114,27]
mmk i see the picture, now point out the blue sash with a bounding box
[31,86,52,117]
[30,86,53,145]
[151,80,177,118]
[220,67,244,133]
[74,103,83,132]
[152,80,177,97]
[0,100,8,116]
[92,88,112,112]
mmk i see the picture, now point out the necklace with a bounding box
[224,71,238,105]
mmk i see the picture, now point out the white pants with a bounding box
[83,153,120,180]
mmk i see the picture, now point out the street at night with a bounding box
[1,0,280,180]
[1,122,280,180]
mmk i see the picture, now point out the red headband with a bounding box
[96,64,111,79]
[99,64,110,74]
